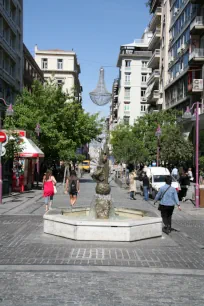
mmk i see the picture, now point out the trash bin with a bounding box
[199,188,204,208]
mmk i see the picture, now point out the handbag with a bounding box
[53,185,57,194]
[157,185,171,211]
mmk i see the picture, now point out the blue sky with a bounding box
[24,0,150,118]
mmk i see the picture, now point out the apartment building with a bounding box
[116,30,152,125]
[164,0,203,111]
[0,0,23,104]
[23,44,44,91]
[146,0,163,111]
[109,78,119,131]
[34,46,82,101]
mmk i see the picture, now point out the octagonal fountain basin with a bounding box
[44,207,162,242]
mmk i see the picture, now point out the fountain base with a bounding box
[44,208,162,242]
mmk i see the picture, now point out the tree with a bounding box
[131,110,193,165]
[160,126,193,166]
[132,110,180,163]
[110,124,148,165]
[5,81,103,160]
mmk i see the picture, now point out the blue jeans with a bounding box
[143,186,149,201]
[130,191,135,199]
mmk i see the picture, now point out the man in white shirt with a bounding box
[171,166,178,180]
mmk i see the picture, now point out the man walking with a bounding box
[142,173,150,201]
[154,176,181,234]
[171,166,178,180]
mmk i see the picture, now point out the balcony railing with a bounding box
[147,69,160,85]
[189,48,204,61]
[190,16,204,32]
[124,95,130,100]
[120,48,152,57]
[153,90,160,100]
[148,27,161,50]
[149,7,162,31]
[124,81,131,86]
[148,49,160,68]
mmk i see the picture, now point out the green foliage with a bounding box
[5,81,103,161]
[199,156,204,170]
[3,117,24,161]
[160,126,193,165]
[111,110,193,166]
[132,110,182,163]
[110,124,148,164]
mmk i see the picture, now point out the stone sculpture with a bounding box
[91,152,111,219]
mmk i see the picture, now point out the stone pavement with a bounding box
[0,174,204,305]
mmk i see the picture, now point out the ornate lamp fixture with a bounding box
[89,67,112,106]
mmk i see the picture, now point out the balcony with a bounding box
[124,95,130,100]
[148,49,160,69]
[189,48,204,63]
[149,7,162,32]
[124,81,131,86]
[147,69,160,86]
[152,90,160,101]
[190,16,204,34]
[148,27,161,51]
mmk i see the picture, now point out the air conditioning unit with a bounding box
[176,72,179,77]
[181,43,185,50]
[174,7,179,16]
[177,47,181,54]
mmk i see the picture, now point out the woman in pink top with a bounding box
[42,170,56,212]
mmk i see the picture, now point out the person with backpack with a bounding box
[154,176,181,234]
[65,170,80,206]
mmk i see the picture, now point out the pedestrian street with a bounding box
[0,174,204,305]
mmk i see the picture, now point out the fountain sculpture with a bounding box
[43,67,162,241]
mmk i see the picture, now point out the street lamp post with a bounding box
[35,123,41,187]
[182,102,202,208]
[0,98,14,204]
[155,125,162,166]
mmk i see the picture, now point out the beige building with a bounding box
[0,0,23,104]
[34,45,82,101]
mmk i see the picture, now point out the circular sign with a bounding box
[0,131,7,143]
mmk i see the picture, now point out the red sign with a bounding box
[0,131,7,143]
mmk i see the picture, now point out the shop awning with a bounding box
[19,137,44,158]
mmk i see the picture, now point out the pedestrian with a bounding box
[42,169,57,212]
[188,167,194,182]
[178,171,190,201]
[65,170,80,206]
[154,176,181,234]
[142,173,150,201]
[171,166,179,180]
[129,169,137,200]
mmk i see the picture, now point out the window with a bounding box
[123,116,130,125]
[57,59,63,70]
[125,73,131,82]
[142,61,148,68]
[57,79,63,87]
[124,87,130,98]
[124,104,130,111]
[141,105,146,112]
[42,58,48,69]
[141,74,147,83]
[141,88,146,97]
[125,60,131,67]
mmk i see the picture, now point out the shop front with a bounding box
[12,134,44,192]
